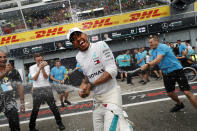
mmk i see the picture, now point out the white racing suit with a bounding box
[76,41,133,131]
[93,87,133,131]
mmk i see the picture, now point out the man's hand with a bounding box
[78,81,91,98]
[39,61,48,69]
[20,104,25,113]
[5,64,12,74]
[56,80,61,83]
[60,80,64,84]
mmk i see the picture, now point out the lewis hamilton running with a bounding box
[67,28,123,131]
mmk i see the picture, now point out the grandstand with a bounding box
[0,0,166,34]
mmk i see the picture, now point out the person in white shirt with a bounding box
[185,40,192,50]
[67,27,124,131]
[57,42,65,50]
[29,53,65,131]
[146,52,150,64]
[104,33,112,41]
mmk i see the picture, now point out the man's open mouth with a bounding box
[80,40,85,46]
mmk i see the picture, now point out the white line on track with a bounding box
[1,93,197,128]
[0,110,93,127]
[1,82,197,128]
[123,93,197,107]
[123,81,197,95]
[24,81,197,111]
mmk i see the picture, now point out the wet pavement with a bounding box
[0,77,197,131]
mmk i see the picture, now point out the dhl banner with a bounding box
[195,1,197,11]
[0,5,170,47]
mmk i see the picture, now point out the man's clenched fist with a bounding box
[78,81,91,98]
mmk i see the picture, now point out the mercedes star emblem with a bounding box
[162,23,168,30]
[23,48,29,54]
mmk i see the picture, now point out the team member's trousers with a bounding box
[0,93,20,131]
[5,107,20,131]
[29,87,62,129]
[93,87,122,131]
[127,73,133,84]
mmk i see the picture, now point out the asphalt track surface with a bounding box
[0,83,197,131]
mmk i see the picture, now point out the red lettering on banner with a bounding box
[93,19,105,28]
[35,27,66,38]
[0,35,20,45]
[152,9,161,17]
[0,36,11,45]
[46,28,58,36]
[129,9,161,21]
[104,18,113,26]
[11,35,20,43]
[57,27,67,34]
[82,22,93,30]
[140,10,153,19]
[130,13,141,21]
[82,18,113,30]
[35,30,46,38]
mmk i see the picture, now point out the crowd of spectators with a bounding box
[24,7,72,29]
[0,0,167,35]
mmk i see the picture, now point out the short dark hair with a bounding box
[126,49,130,52]
[148,35,159,41]
[134,48,139,51]
[9,60,14,67]
[33,53,42,59]
[185,40,190,43]
[55,60,61,63]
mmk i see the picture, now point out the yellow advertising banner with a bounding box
[0,5,170,47]
[195,1,197,11]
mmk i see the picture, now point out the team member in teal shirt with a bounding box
[116,52,126,81]
[50,60,71,107]
[123,50,131,67]
[140,47,148,59]
[176,40,189,67]
[141,35,197,112]
[134,48,148,84]
[122,50,133,85]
